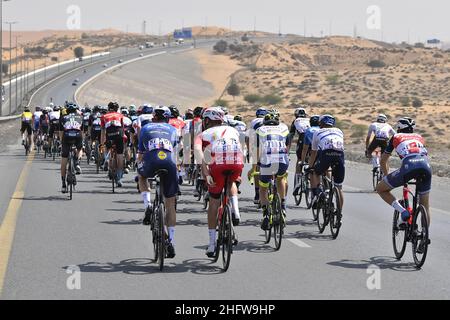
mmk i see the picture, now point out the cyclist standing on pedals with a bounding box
[376,118,432,230]
[101,102,125,187]
[309,115,345,210]
[246,107,268,205]
[195,107,244,257]
[254,110,291,231]
[20,107,33,149]
[59,103,84,193]
[366,114,396,174]
[139,106,178,258]
[300,115,321,167]
[289,107,310,196]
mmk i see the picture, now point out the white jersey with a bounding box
[293,117,310,134]
[49,111,60,122]
[33,111,42,121]
[367,122,395,140]
[123,117,133,127]
[201,125,243,165]
[256,123,290,165]
[137,114,153,128]
[232,120,247,134]
[312,128,345,152]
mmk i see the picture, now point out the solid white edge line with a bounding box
[287,238,311,248]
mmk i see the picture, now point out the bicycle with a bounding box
[66,145,78,200]
[392,180,430,268]
[211,171,237,272]
[369,148,383,191]
[93,142,101,174]
[24,135,30,156]
[83,135,92,165]
[52,136,61,161]
[311,168,343,239]
[107,145,118,193]
[148,169,170,271]
[294,164,313,209]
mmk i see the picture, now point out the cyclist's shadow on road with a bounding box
[327,256,419,272]
[66,257,224,275]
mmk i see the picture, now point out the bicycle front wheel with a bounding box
[272,194,283,251]
[317,194,328,234]
[294,174,302,206]
[221,205,233,272]
[304,175,313,209]
[411,205,430,268]
[157,203,166,271]
[329,187,342,239]
[392,203,407,259]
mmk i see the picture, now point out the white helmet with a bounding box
[377,114,387,123]
[295,108,307,118]
[396,117,416,132]
[203,107,225,122]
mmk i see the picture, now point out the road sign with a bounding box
[174,28,192,39]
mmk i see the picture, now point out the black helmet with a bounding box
[194,106,204,117]
[169,105,180,118]
[234,115,243,122]
[310,115,320,127]
[263,110,280,126]
[396,117,415,133]
[24,106,30,112]
[108,102,119,112]
[93,105,100,113]
[66,103,78,113]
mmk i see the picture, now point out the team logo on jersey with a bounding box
[158,151,167,160]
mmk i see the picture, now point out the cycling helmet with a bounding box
[220,106,229,115]
[24,107,30,112]
[35,106,41,112]
[108,102,119,112]
[121,109,129,116]
[256,107,268,118]
[66,103,78,113]
[53,106,61,112]
[396,117,415,133]
[49,102,54,108]
[234,115,243,122]
[153,106,171,121]
[310,115,320,127]
[100,106,108,114]
[377,114,387,123]
[263,110,280,126]
[85,106,92,113]
[169,105,180,118]
[141,105,153,114]
[42,109,49,115]
[319,114,336,127]
[194,106,204,117]
[295,107,307,118]
[203,107,225,122]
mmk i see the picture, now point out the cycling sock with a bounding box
[281,199,286,210]
[372,157,379,168]
[168,227,175,244]
[230,196,240,220]
[391,200,406,214]
[142,192,151,209]
[208,229,216,247]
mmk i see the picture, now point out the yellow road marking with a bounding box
[0,151,34,298]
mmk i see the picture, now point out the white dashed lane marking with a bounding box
[287,238,311,248]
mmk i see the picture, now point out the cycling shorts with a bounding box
[259,162,289,188]
[138,150,178,198]
[368,138,388,154]
[208,163,243,198]
[91,128,101,142]
[383,154,432,195]
[49,124,59,138]
[21,123,32,135]
[41,126,49,135]
[105,129,124,154]
[296,133,305,158]
[61,131,82,158]
[313,150,345,186]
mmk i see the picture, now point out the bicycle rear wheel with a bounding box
[317,194,328,234]
[304,174,313,209]
[294,174,302,206]
[411,205,430,268]
[392,202,407,259]
[329,187,342,239]
[221,205,233,272]
[157,203,166,271]
[372,170,379,191]
[272,194,283,251]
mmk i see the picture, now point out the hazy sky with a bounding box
[4,0,450,43]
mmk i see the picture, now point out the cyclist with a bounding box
[89,106,103,161]
[39,108,50,150]
[300,115,321,166]
[191,107,205,198]
[59,103,84,193]
[168,105,186,185]
[32,107,43,145]
[48,105,61,153]
[309,115,345,210]
[376,118,432,230]
[366,114,395,173]
[121,108,133,174]
[289,108,310,194]
[195,107,244,257]
[229,115,247,159]
[135,104,153,138]
[246,107,268,205]
[101,102,125,187]
[138,106,178,258]
[254,110,291,230]
[20,107,33,149]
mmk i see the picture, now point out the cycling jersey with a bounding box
[169,117,186,139]
[49,111,60,125]
[199,125,244,196]
[59,112,83,158]
[311,128,345,152]
[89,112,102,142]
[304,126,320,146]
[385,133,428,159]
[138,122,179,198]
[21,111,33,124]
[39,114,50,131]
[136,114,153,128]
[291,117,310,134]
[368,122,395,140]
[101,112,124,131]
[229,120,247,133]
[33,111,43,130]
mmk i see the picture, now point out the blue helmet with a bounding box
[154,106,172,121]
[256,108,268,118]
[141,105,153,114]
[319,114,336,127]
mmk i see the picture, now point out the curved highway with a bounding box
[1,38,450,300]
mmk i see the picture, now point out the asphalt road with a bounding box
[1,39,450,300]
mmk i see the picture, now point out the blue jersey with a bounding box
[138,122,178,153]
[303,126,320,146]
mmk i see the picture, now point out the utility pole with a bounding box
[5,21,18,114]
[14,35,20,112]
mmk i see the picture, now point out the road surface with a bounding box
[1,40,450,300]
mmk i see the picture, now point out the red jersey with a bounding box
[169,117,186,137]
[386,133,428,159]
[101,112,124,130]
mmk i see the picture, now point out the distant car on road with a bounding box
[103,63,108,68]
[139,53,144,57]
[139,45,144,50]
[118,59,123,63]
[162,42,168,47]
[145,42,155,48]
[72,81,78,86]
